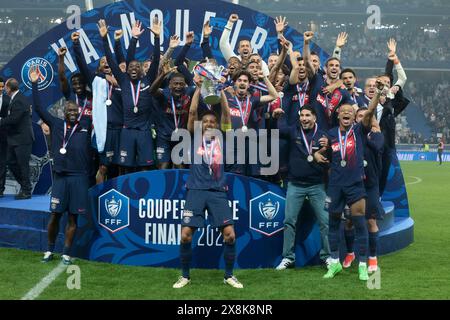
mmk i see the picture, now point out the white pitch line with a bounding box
[406,176,422,186]
[21,262,67,300]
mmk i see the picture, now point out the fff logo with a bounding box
[98,189,130,233]
[249,191,285,237]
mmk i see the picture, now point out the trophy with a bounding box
[195,60,225,105]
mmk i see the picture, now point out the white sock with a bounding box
[359,262,367,267]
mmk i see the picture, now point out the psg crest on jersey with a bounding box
[21,57,54,90]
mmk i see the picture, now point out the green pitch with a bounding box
[1,162,449,300]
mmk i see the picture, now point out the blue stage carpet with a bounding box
[0,195,50,212]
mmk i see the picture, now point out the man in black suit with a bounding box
[376,44,410,196]
[0,78,34,199]
[0,77,10,197]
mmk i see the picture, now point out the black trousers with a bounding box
[379,147,395,197]
[0,137,7,194]
[7,143,32,194]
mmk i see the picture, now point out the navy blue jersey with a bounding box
[107,85,124,129]
[33,83,93,175]
[279,122,326,184]
[309,73,355,130]
[363,131,384,187]
[226,92,262,129]
[186,137,227,192]
[327,123,368,186]
[281,81,311,127]
[103,37,159,130]
[153,87,196,139]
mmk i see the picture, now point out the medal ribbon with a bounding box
[62,121,79,151]
[75,96,88,122]
[338,125,354,162]
[203,137,216,174]
[300,123,317,156]
[234,96,250,127]
[130,81,141,108]
[171,96,181,130]
[297,80,309,108]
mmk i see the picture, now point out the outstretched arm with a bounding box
[30,66,56,127]
[362,79,385,128]
[220,14,240,61]
[302,31,316,76]
[160,35,180,72]
[175,32,193,67]
[220,90,231,131]
[72,32,94,86]
[332,32,348,60]
[113,30,126,66]
[126,21,145,66]
[201,20,214,59]
[387,39,407,88]
[57,47,71,99]
[260,71,280,104]
[187,86,201,133]
[269,36,289,84]
[98,19,126,85]
[146,16,162,84]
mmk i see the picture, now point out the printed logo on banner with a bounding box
[249,191,285,236]
[98,189,130,233]
[21,57,54,90]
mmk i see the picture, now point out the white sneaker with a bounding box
[325,257,333,269]
[224,276,243,289]
[173,276,191,288]
[41,251,53,263]
[275,258,294,270]
[62,255,72,265]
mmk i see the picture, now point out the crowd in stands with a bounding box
[408,80,450,143]
[0,18,53,63]
[314,24,450,65]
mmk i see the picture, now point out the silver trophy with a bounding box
[198,61,225,105]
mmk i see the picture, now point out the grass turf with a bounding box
[1,161,449,300]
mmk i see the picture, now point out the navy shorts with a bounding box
[119,128,154,167]
[365,184,384,220]
[100,128,121,166]
[50,173,89,214]
[326,182,367,214]
[156,136,184,164]
[182,189,234,228]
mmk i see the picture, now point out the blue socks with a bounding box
[328,214,342,260]
[180,242,192,279]
[369,231,379,257]
[351,216,368,262]
[224,241,236,279]
[344,228,355,254]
